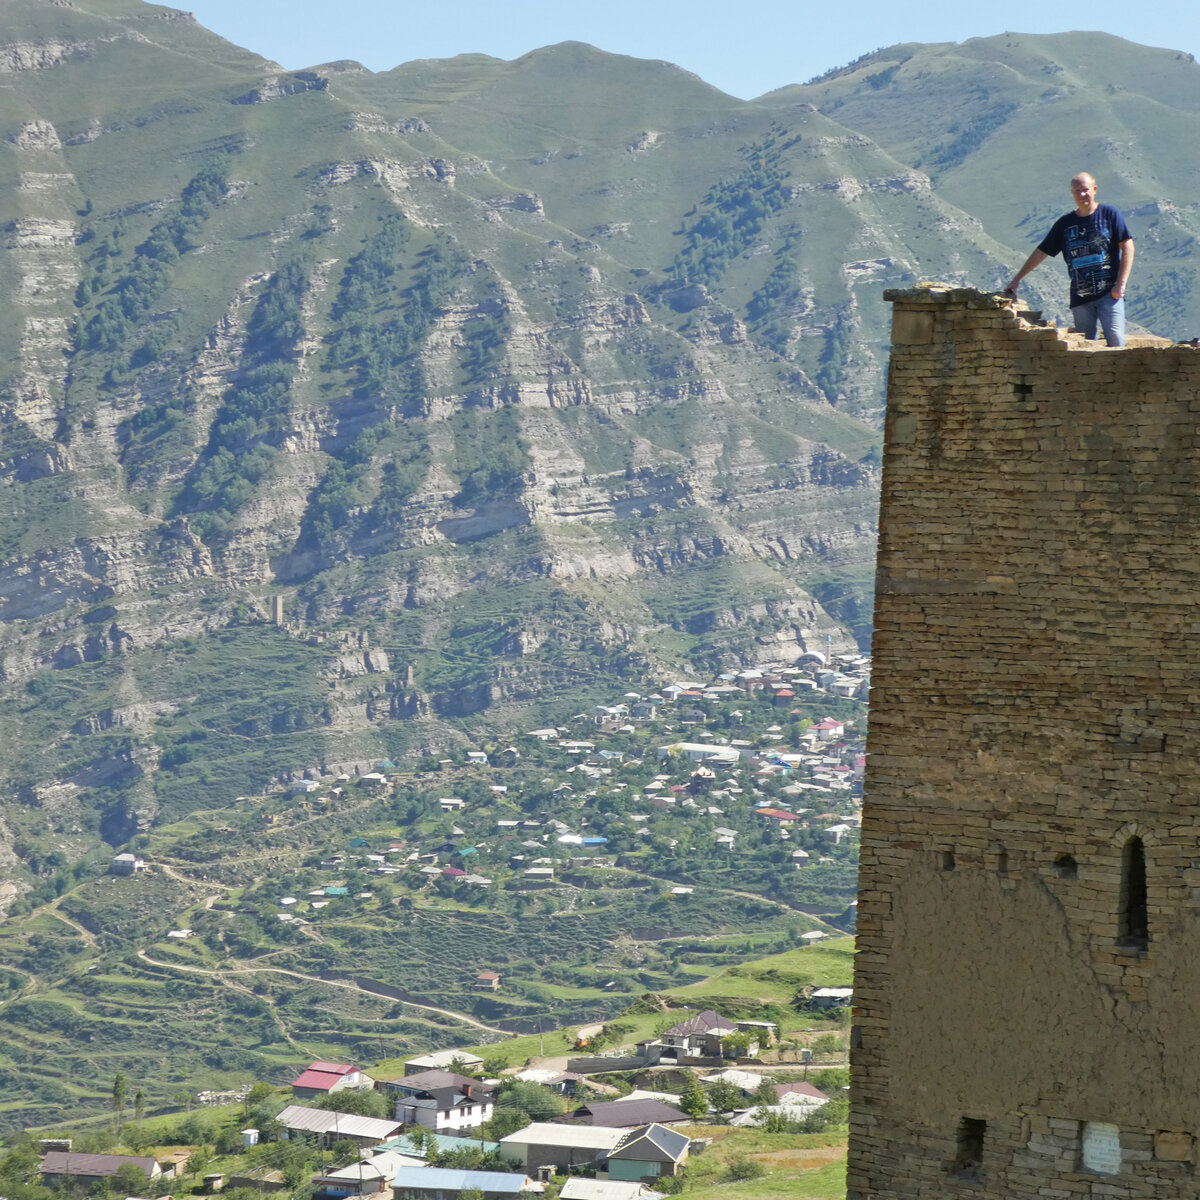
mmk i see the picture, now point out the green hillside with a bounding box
[764,32,1200,337]
[0,1,1197,1135]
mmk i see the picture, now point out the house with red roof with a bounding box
[754,807,806,824]
[812,717,845,742]
[292,1061,365,1100]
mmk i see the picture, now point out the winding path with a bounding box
[135,951,510,1037]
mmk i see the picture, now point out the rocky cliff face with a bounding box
[0,3,1195,883]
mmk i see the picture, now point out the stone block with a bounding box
[891,308,934,346]
[1153,1130,1192,1161]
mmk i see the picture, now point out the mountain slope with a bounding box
[0,8,1196,926]
[762,32,1200,336]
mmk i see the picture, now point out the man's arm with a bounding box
[1111,238,1134,300]
[1005,248,1048,295]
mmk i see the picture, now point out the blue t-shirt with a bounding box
[1038,204,1132,306]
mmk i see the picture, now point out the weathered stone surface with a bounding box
[850,286,1200,1199]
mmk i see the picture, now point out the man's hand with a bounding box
[1111,282,1125,300]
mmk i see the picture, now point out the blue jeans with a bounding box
[1071,294,1125,347]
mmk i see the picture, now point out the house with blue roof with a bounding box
[390,1164,531,1199]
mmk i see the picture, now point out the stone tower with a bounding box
[849,286,1200,1198]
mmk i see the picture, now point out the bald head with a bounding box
[1071,173,1099,215]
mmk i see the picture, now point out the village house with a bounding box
[754,807,806,826]
[559,1180,645,1200]
[40,1153,160,1188]
[402,1050,483,1074]
[310,1150,423,1199]
[812,717,845,742]
[498,1123,626,1175]
[390,1165,533,1200]
[605,1123,691,1182]
[514,1068,583,1096]
[564,1098,690,1128]
[701,1067,769,1095]
[276,1106,403,1148]
[809,986,853,1011]
[656,742,741,766]
[378,1069,495,1133]
[291,1062,366,1100]
[110,852,146,876]
[226,1168,287,1192]
[637,1010,740,1064]
[391,1084,493,1133]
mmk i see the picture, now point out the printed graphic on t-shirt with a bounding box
[1061,214,1117,301]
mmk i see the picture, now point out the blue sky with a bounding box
[180,0,1199,99]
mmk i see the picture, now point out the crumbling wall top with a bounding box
[884,282,1184,351]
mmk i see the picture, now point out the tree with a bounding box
[679,1074,708,1120]
[496,1080,566,1122]
[314,1089,388,1119]
[705,1080,743,1116]
[812,1033,843,1062]
[245,1082,275,1113]
[724,1157,766,1182]
[112,1073,128,1138]
[134,1090,145,1125]
[329,1140,357,1167]
[481,1052,509,1076]
[215,1127,243,1156]
[479,1107,529,1140]
[721,1031,754,1060]
[123,1126,151,1154]
[112,1165,151,1196]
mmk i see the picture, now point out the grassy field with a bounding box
[683,1127,847,1199]
[664,941,854,1007]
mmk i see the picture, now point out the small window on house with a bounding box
[941,850,956,871]
[952,1117,986,1180]
[996,850,1009,875]
[1119,837,1149,951]
[1054,854,1077,880]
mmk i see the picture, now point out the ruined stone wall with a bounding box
[849,286,1200,1199]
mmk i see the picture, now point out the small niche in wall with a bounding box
[1053,854,1078,880]
[951,1117,986,1181]
[996,850,1009,875]
[941,849,956,872]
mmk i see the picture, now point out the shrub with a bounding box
[724,1156,766,1181]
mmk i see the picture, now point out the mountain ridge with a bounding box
[0,9,1197,903]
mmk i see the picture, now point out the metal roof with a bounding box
[500,1122,626,1150]
[389,1166,528,1193]
[276,1105,401,1140]
[41,1153,157,1178]
[577,1099,689,1128]
[559,1180,645,1200]
[662,1009,736,1037]
[612,1123,691,1162]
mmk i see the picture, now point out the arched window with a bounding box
[1118,837,1149,951]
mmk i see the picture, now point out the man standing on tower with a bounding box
[1005,172,1134,347]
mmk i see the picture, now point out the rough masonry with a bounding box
[849,285,1200,1198]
